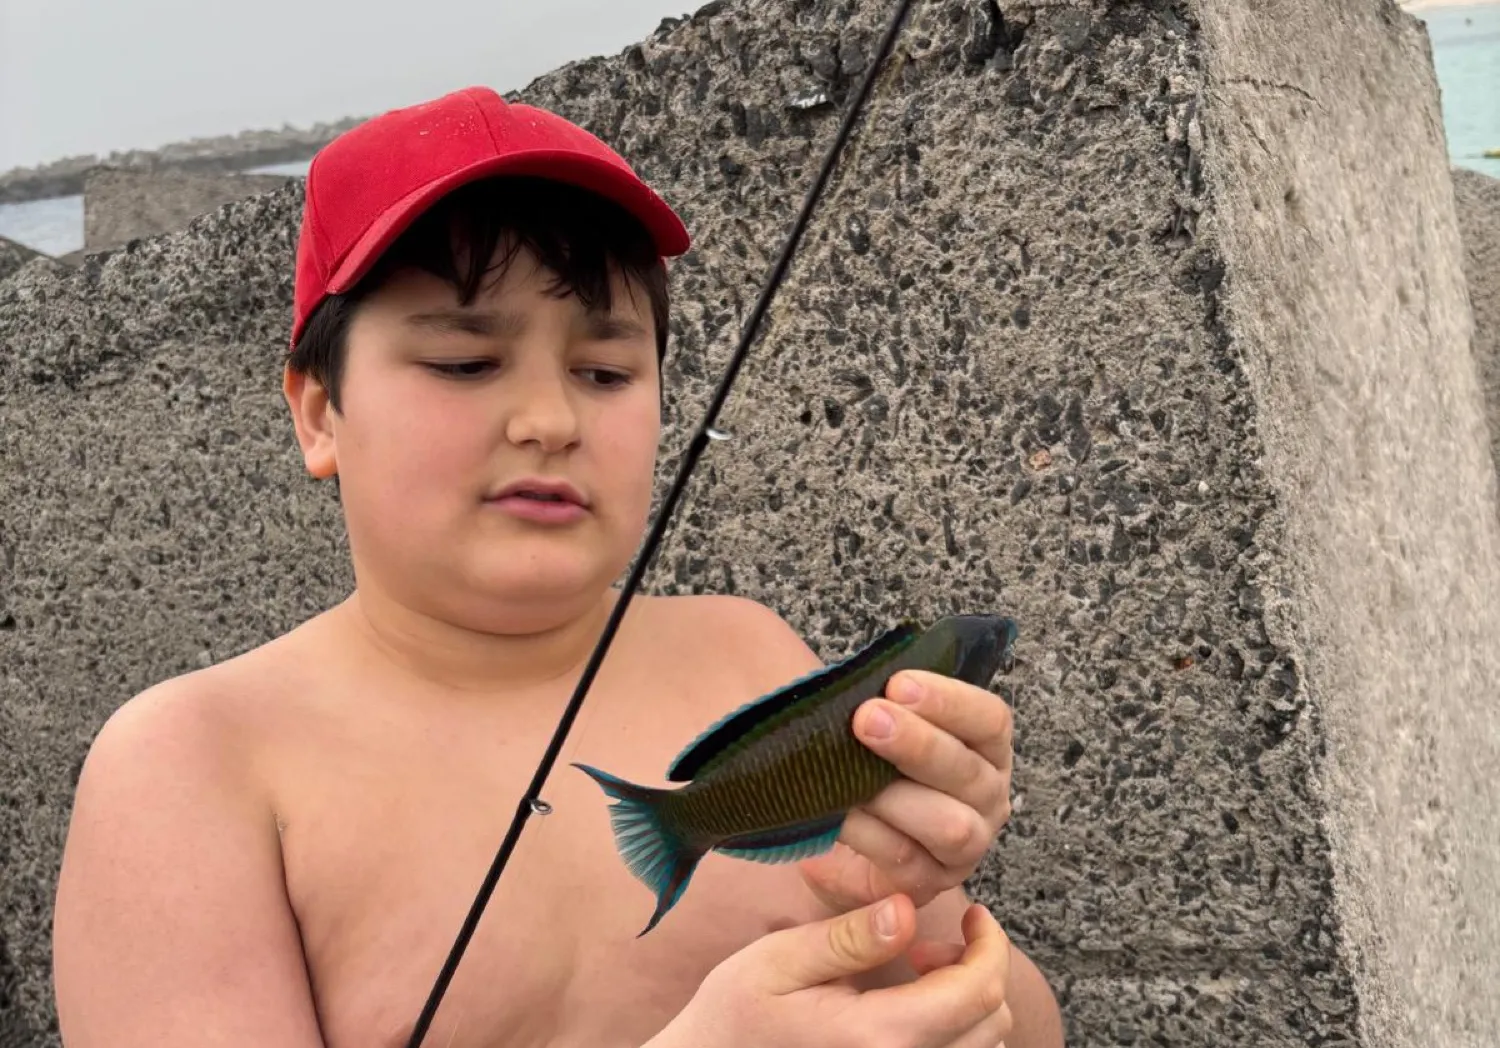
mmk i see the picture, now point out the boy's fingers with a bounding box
[838,807,948,885]
[963,902,1012,973]
[951,903,1011,992]
[947,1003,1015,1048]
[855,698,1009,817]
[858,779,993,871]
[884,670,1015,772]
[866,903,1012,1039]
[904,939,966,976]
[753,895,917,995]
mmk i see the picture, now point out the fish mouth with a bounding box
[949,615,1020,684]
[487,477,589,507]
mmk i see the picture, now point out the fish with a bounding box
[572,613,1019,936]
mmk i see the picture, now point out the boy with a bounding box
[51,87,1064,1048]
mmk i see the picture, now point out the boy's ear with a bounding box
[282,364,339,480]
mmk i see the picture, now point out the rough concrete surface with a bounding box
[2,1,1497,1046]
[1189,3,1500,1046]
[81,167,293,254]
[1453,167,1500,484]
[0,238,40,283]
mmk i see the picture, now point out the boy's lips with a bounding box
[488,477,588,506]
[485,477,590,524]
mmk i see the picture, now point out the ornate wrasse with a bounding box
[573,613,1018,935]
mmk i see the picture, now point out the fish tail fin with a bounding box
[572,763,705,936]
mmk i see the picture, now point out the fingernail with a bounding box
[890,677,923,705]
[863,705,895,739]
[873,899,898,939]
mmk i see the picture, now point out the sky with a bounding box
[1,0,1493,178]
[0,0,694,172]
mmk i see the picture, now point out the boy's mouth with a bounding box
[488,477,589,508]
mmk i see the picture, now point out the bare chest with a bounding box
[274,698,823,1048]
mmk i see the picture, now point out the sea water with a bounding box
[1,7,1496,258]
[1426,3,1500,179]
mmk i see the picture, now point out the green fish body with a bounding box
[573,613,1018,935]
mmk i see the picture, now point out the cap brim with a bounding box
[325,149,691,295]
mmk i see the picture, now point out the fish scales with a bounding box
[677,690,887,839]
[573,614,1018,935]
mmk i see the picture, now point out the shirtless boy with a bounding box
[51,87,1065,1048]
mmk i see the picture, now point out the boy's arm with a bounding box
[52,681,327,1048]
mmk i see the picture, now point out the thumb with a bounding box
[750,895,916,995]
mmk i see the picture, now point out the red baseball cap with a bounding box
[290,85,691,347]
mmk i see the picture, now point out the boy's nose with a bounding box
[504,375,582,451]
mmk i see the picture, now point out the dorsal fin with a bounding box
[666,622,922,783]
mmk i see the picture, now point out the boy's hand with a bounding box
[652,894,1014,1048]
[800,670,1014,913]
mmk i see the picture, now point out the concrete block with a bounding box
[1,1,1497,1045]
[81,166,293,253]
[1453,167,1500,485]
[0,237,39,283]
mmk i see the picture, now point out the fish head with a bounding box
[936,614,1019,686]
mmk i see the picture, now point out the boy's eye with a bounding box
[425,360,495,378]
[421,361,631,387]
[579,368,631,389]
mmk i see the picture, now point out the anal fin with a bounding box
[713,814,846,865]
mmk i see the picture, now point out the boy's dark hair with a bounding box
[288,175,671,412]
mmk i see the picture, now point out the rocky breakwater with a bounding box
[0,120,351,205]
[0,238,41,282]
[80,167,296,256]
[3,1,1499,1046]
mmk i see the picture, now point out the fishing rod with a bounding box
[403,1,917,1043]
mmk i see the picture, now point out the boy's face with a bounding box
[286,238,663,635]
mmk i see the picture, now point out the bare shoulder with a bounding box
[67,628,313,807]
[76,663,254,786]
[53,649,326,1047]
[646,592,806,642]
[640,593,824,686]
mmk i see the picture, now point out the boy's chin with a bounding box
[449,563,625,626]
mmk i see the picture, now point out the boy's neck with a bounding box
[334,585,621,698]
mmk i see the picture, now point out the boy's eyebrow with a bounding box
[404,308,528,337]
[403,308,646,341]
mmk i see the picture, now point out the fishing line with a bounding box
[403,1,917,1042]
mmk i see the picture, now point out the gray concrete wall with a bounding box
[1453,167,1500,485]
[1192,3,1500,1044]
[1,1,1496,1045]
[81,167,293,254]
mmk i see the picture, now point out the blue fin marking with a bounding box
[666,622,922,783]
[714,813,847,865]
[572,763,703,936]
